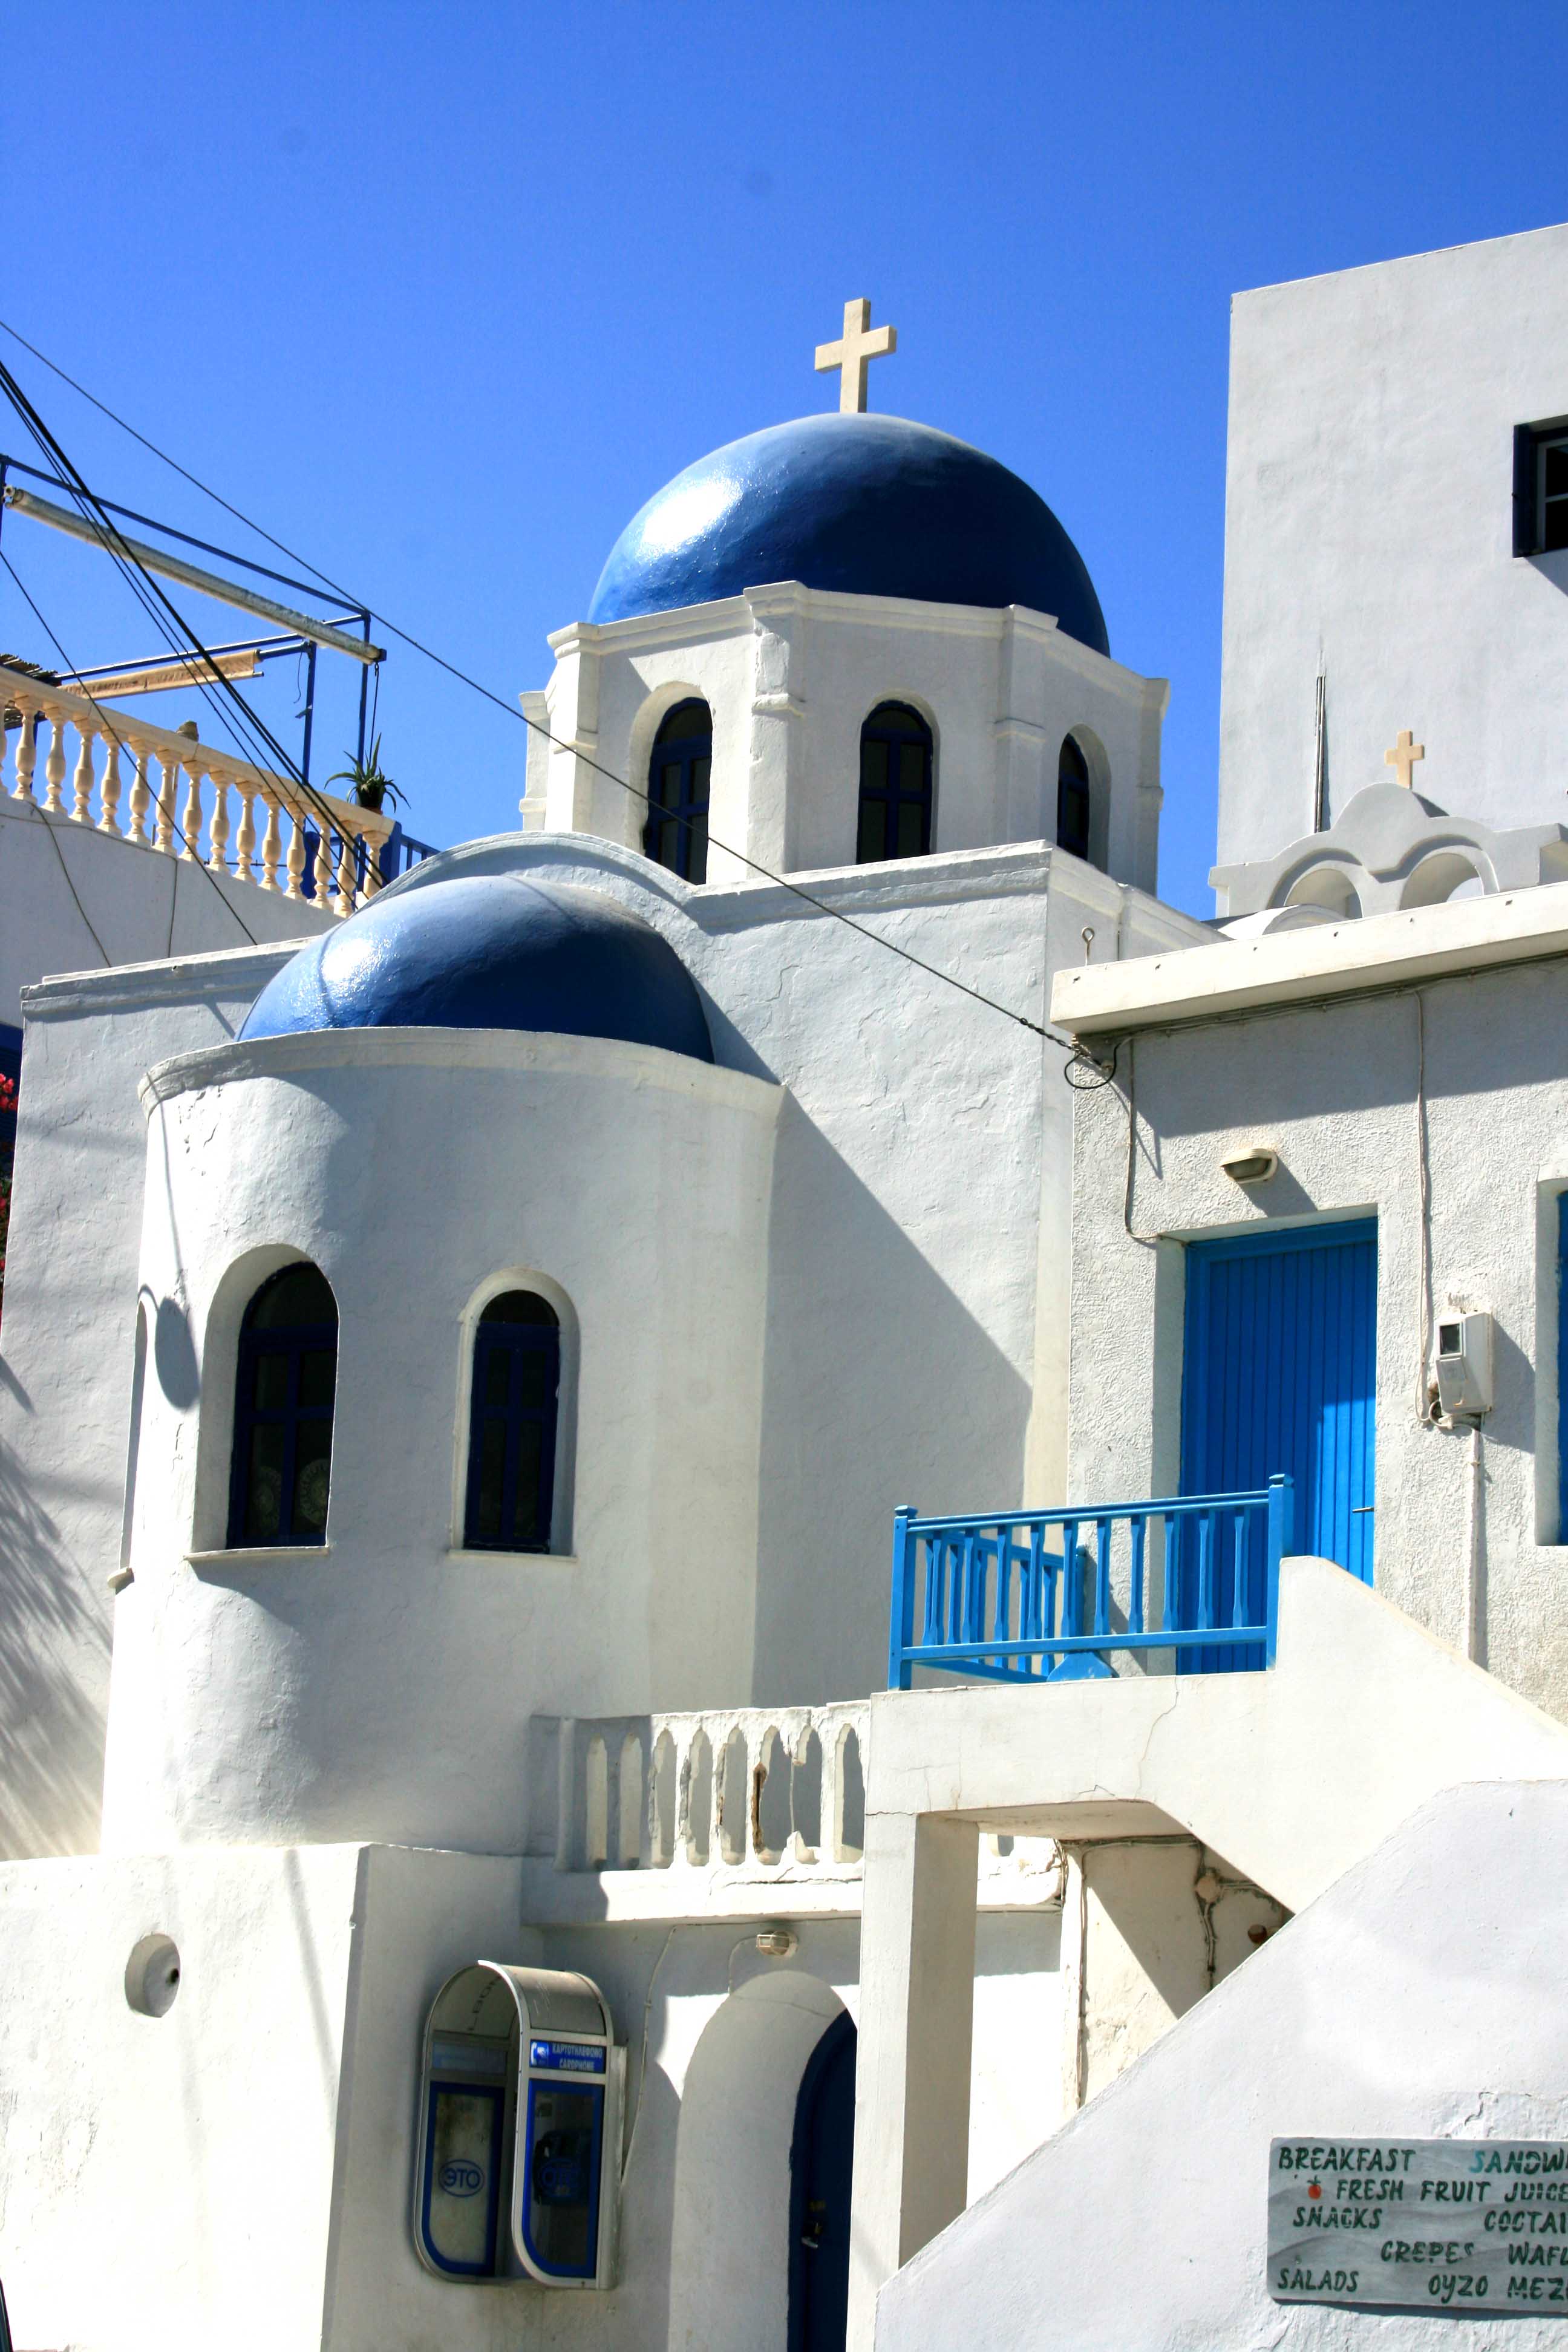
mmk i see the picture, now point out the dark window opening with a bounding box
[464,1290,561,1553]
[1057,734,1093,862]
[856,703,932,864]
[227,1263,338,1547]
[1514,421,1568,557]
[643,701,711,884]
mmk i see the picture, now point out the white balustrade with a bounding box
[0,662,396,914]
[537,1703,871,1878]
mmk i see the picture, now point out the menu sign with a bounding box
[1269,2139,1568,2313]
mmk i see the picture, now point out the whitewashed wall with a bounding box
[0,799,333,1027]
[531,586,1168,895]
[105,1027,779,1853]
[875,1780,1568,2351]
[1066,949,1568,1719]
[0,831,1204,1858]
[1218,220,1568,869]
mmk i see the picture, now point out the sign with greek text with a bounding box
[1270,2139,1568,2312]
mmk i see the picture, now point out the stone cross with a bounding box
[1385,728,1425,790]
[815,298,897,414]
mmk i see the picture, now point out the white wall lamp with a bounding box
[1221,1145,1279,1186]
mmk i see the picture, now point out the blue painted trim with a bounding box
[587,414,1110,655]
[642,701,711,884]
[419,2079,505,2278]
[885,1478,1292,1690]
[463,1318,560,1553]
[1180,1218,1375,1670]
[226,1272,336,1549]
[1558,1193,1568,1545]
[857,703,933,863]
[241,873,715,1067]
[1180,1217,1377,1262]
[520,2076,603,2281]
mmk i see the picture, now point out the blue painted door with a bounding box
[788,2013,857,2352]
[1180,1220,1376,1664]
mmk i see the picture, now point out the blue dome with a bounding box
[588,413,1109,655]
[241,873,713,1063]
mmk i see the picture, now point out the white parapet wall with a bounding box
[875,1778,1568,2351]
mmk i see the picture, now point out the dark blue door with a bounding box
[1180,1220,1376,1665]
[788,2013,857,2352]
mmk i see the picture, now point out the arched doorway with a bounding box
[788,2010,857,2352]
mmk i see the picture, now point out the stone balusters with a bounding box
[0,664,396,915]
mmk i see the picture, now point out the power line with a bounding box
[0,356,380,898]
[0,318,1054,1045]
[0,545,260,950]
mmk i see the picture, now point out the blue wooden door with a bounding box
[1179,1221,1376,1663]
[788,2013,857,2352]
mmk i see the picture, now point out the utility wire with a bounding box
[0,356,379,891]
[0,546,260,950]
[0,318,1054,1045]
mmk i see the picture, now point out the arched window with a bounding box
[464,1291,561,1552]
[644,701,711,884]
[227,1263,338,1548]
[1057,734,1092,861]
[857,703,933,863]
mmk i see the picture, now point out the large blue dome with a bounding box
[587,413,1109,655]
[241,873,713,1062]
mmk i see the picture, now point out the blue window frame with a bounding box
[1056,734,1091,861]
[857,702,932,863]
[227,1264,338,1548]
[464,1292,561,1553]
[1180,1219,1376,1667]
[644,699,711,883]
[419,2079,505,2277]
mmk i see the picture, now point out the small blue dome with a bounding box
[241,874,713,1063]
[588,413,1108,655]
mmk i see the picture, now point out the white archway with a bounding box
[665,1970,846,2352]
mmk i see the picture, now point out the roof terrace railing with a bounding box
[0,662,398,914]
[887,1475,1294,1690]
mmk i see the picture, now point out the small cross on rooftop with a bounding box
[815,298,897,414]
[1385,728,1426,790]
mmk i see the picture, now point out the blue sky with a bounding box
[4,1,1567,914]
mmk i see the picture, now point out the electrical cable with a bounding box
[0,319,1056,1045]
[0,547,260,950]
[0,359,380,893]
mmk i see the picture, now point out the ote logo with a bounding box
[440,2158,486,2199]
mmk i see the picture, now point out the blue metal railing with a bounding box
[887,1475,1293,1690]
[298,820,443,900]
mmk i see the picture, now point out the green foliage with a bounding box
[327,734,405,814]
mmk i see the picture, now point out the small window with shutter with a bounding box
[1514,420,1568,557]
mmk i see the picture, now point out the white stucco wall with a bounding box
[0,941,301,1857]
[0,799,333,1028]
[0,826,1204,1860]
[1065,947,1568,1720]
[103,1026,779,1853]
[532,586,1167,895]
[1218,220,1568,870]
[875,1779,1568,2352]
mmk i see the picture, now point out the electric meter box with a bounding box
[1435,1311,1494,1418]
[414,1962,622,2288]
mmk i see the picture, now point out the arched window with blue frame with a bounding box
[1056,733,1093,862]
[464,1291,561,1553]
[644,700,711,884]
[228,1263,338,1547]
[857,702,933,863]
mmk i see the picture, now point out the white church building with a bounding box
[2,235,1568,2350]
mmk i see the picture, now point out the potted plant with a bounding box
[327,734,405,815]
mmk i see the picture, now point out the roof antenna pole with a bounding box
[300,639,318,785]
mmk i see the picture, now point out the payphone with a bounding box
[414,1962,622,2288]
